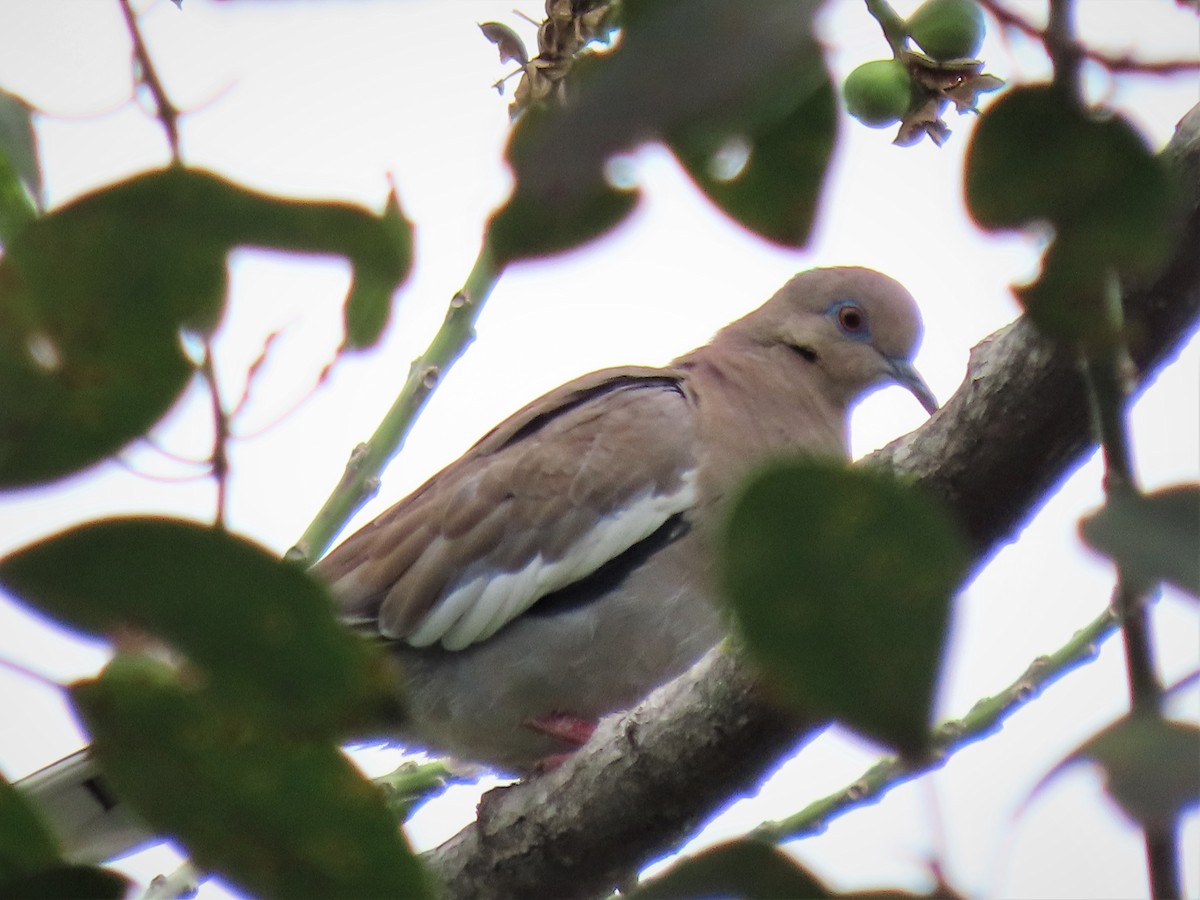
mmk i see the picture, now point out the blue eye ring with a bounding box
[828,299,870,340]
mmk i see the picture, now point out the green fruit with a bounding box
[843,59,913,128]
[908,0,985,60]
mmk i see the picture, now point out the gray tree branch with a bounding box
[424,104,1200,900]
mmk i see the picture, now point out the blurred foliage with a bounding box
[0,168,412,489]
[72,654,431,899]
[722,459,968,758]
[1038,713,1200,829]
[0,775,68,880]
[0,86,41,219]
[0,0,1196,897]
[633,837,963,899]
[631,839,829,899]
[965,85,1178,348]
[0,774,129,899]
[0,864,129,900]
[486,0,836,262]
[1081,483,1200,599]
[0,518,405,737]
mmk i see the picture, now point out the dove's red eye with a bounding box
[837,304,865,333]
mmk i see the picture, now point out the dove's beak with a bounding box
[888,358,939,415]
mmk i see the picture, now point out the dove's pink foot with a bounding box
[524,711,597,746]
[524,713,598,771]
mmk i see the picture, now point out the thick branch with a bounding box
[424,106,1200,900]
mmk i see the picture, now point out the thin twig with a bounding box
[1045,0,1082,96]
[199,342,231,528]
[117,0,181,159]
[1083,347,1180,898]
[0,656,64,691]
[288,245,503,563]
[1040,0,1182,886]
[976,0,1200,75]
[751,605,1118,844]
[113,455,214,484]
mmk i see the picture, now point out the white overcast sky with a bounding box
[0,1,1197,898]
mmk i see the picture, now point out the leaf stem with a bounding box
[289,245,503,562]
[863,0,909,56]
[750,605,1118,843]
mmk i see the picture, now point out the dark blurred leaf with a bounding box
[633,839,829,899]
[671,70,837,247]
[486,103,639,264]
[0,144,37,246]
[0,87,41,210]
[485,0,824,262]
[73,657,431,900]
[0,775,61,880]
[1080,483,1200,598]
[965,86,1177,345]
[1044,715,1200,828]
[1006,238,1121,348]
[341,184,413,348]
[965,86,1175,262]
[0,168,412,488]
[0,518,403,736]
[105,169,414,348]
[723,460,968,757]
[0,864,129,900]
[0,202,205,489]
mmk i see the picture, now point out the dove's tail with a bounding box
[17,748,154,863]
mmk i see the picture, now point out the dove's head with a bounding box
[741,266,938,415]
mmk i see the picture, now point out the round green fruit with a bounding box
[907,0,985,60]
[843,59,913,128]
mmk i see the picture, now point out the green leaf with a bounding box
[671,70,837,247]
[342,185,414,348]
[633,839,829,899]
[0,518,404,736]
[0,864,129,900]
[965,85,1175,262]
[0,148,37,246]
[485,0,824,262]
[0,208,205,489]
[964,86,1177,345]
[1080,484,1200,598]
[0,87,41,212]
[0,168,413,488]
[722,460,968,756]
[72,658,432,900]
[1058,715,1200,828]
[486,103,639,265]
[1005,238,1121,348]
[0,775,62,880]
[164,169,414,349]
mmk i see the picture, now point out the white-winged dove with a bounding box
[17,266,937,860]
[315,265,937,772]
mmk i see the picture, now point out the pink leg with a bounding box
[523,712,597,747]
[523,713,598,772]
